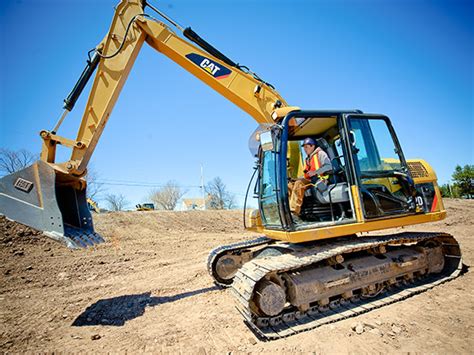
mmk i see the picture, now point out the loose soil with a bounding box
[1,200,473,353]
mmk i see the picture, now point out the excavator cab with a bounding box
[255,110,419,233]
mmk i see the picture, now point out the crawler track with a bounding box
[207,236,273,287]
[231,232,463,340]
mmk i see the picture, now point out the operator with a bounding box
[288,137,332,218]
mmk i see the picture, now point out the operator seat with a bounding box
[302,138,350,220]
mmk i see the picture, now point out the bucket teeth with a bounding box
[64,226,105,249]
[44,227,105,249]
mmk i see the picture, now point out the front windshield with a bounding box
[350,118,403,175]
[349,116,415,218]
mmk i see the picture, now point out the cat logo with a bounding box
[186,53,231,80]
[200,58,221,75]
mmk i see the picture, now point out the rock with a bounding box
[248,337,257,345]
[57,272,69,280]
[355,324,364,334]
[363,322,376,329]
[375,320,382,326]
[391,325,402,334]
[71,335,82,339]
[4,269,12,275]
[26,265,33,271]
[91,334,101,340]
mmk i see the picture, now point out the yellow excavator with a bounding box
[136,203,155,211]
[0,0,463,339]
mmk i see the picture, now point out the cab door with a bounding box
[345,114,417,219]
[257,130,285,229]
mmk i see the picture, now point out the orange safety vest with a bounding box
[304,148,329,180]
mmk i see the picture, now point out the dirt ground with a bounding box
[1,199,473,353]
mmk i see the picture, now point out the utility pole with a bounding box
[200,164,206,210]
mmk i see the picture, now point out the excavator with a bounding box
[0,0,463,339]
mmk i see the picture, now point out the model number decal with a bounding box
[186,53,231,79]
[416,196,424,207]
[14,178,34,193]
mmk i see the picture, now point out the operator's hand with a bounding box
[307,170,317,178]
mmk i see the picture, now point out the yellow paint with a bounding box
[351,185,364,222]
[263,210,446,243]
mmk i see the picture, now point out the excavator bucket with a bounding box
[0,160,104,248]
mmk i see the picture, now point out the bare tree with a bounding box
[205,177,235,210]
[85,166,106,200]
[149,181,186,210]
[0,148,38,175]
[104,193,128,211]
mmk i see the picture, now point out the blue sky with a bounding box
[0,0,472,209]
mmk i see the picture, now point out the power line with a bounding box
[95,179,201,188]
[95,179,248,196]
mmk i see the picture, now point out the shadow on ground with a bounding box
[72,286,219,326]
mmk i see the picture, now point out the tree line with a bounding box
[439,165,473,199]
[0,148,237,211]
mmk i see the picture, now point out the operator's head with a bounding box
[302,137,316,155]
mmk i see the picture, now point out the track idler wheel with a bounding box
[254,280,286,316]
[213,254,242,285]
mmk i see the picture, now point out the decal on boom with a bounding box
[186,53,231,79]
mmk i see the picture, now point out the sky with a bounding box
[0,0,473,209]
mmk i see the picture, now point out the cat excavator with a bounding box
[0,0,463,339]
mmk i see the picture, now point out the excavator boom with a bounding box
[0,0,290,247]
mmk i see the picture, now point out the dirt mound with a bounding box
[0,216,43,246]
[95,209,246,235]
[1,200,473,353]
